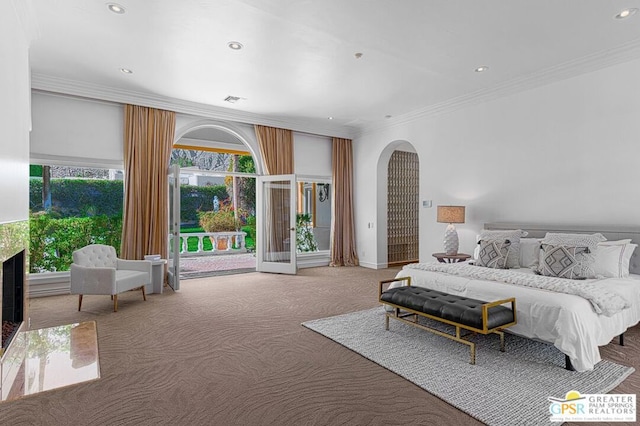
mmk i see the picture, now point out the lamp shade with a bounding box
[437,206,465,224]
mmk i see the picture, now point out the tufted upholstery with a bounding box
[73,244,118,268]
[380,286,514,330]
[70,244,151,312]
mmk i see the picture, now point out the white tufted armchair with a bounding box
[70,244,152,312]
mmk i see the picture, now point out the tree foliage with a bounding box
[29,213,122,273]
[170,149,231,171]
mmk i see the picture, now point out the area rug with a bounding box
[302,308,634,426]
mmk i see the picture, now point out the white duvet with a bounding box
[391,264,640,372]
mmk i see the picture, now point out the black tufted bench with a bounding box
[378,276,517,365]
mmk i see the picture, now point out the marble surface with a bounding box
[2,321,100,401]
[0,220,29,263]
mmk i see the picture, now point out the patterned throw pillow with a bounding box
[541,233,605,279]
[476,239,511,269]
[477,229,527,269]
[538,244,591,279]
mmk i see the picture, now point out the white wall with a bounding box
[0,4,31,223]
[31,92,124,167]
[294,133,332,177]
[354,57,640,268]
[30,97,334,179]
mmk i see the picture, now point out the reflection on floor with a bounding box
[3,321,100,402]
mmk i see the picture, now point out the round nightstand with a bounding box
[432,253,471,263]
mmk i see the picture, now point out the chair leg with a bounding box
[141,285,147,301]
[113,294,118,312]
[78,295,83,311]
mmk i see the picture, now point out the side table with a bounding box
[432,253,471,263]
[148,259,167,294]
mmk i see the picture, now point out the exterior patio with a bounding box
[175,230,255,279]
[179,252,256,279]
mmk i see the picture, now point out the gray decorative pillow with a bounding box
[476,239,511,269]
[538,244,591,279]
[541,233,606,279]
[477,229,527,268]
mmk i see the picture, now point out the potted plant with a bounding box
[296,213,318,253]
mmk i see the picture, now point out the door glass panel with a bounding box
[263,180,291,263]
[167,164,180,290]
[256,174,296,274]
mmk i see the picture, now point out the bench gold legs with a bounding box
[384,311,507,365]
[497,330,505,352]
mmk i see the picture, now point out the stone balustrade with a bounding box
[171,231,248,256]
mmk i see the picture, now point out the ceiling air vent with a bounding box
[224,96,241,103]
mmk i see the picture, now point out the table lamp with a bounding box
[437,206,465,255]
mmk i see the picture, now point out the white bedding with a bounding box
[391,264,640,371]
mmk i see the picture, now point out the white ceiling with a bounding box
[27,0,640,136]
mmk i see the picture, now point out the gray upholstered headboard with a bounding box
[485,223,640,276]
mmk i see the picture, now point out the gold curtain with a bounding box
[330,137,359,266]
[254,125,294,261]
[121,105,176,260]
[255,125,293,174]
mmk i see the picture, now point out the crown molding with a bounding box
[30,74,358,139]
[356,37,640,137]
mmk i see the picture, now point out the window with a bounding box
[297,180,331,252]
[29,164,124,273]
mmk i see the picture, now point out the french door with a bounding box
[256,174,297,274]
[167,164,181,290]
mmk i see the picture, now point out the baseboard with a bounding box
[297,251,330,269]
[358,261,388,270]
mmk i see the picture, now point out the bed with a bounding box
[388,223,640,372]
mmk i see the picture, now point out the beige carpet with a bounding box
[1,266,639,426]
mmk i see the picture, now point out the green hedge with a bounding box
[180,184,229,224]
[30,178,123,217]
[29,213,122,273]
[29,179,230,224]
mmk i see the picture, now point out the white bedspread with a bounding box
[404,263,629,316]
[391,264,640,372]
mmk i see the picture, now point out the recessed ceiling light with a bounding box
[615,8,638,19]
[228,41,243,50]
[475,66,489,72]
[328,117,334,120]
[107,3,125,14]
[120,68,133,74]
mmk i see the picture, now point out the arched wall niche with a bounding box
[375,140,419,268]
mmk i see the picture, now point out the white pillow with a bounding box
[593,242,637,278]
[542,232,607,248]
[599,239,632,246]
[476,229,528,268]
[519,238,541,269]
